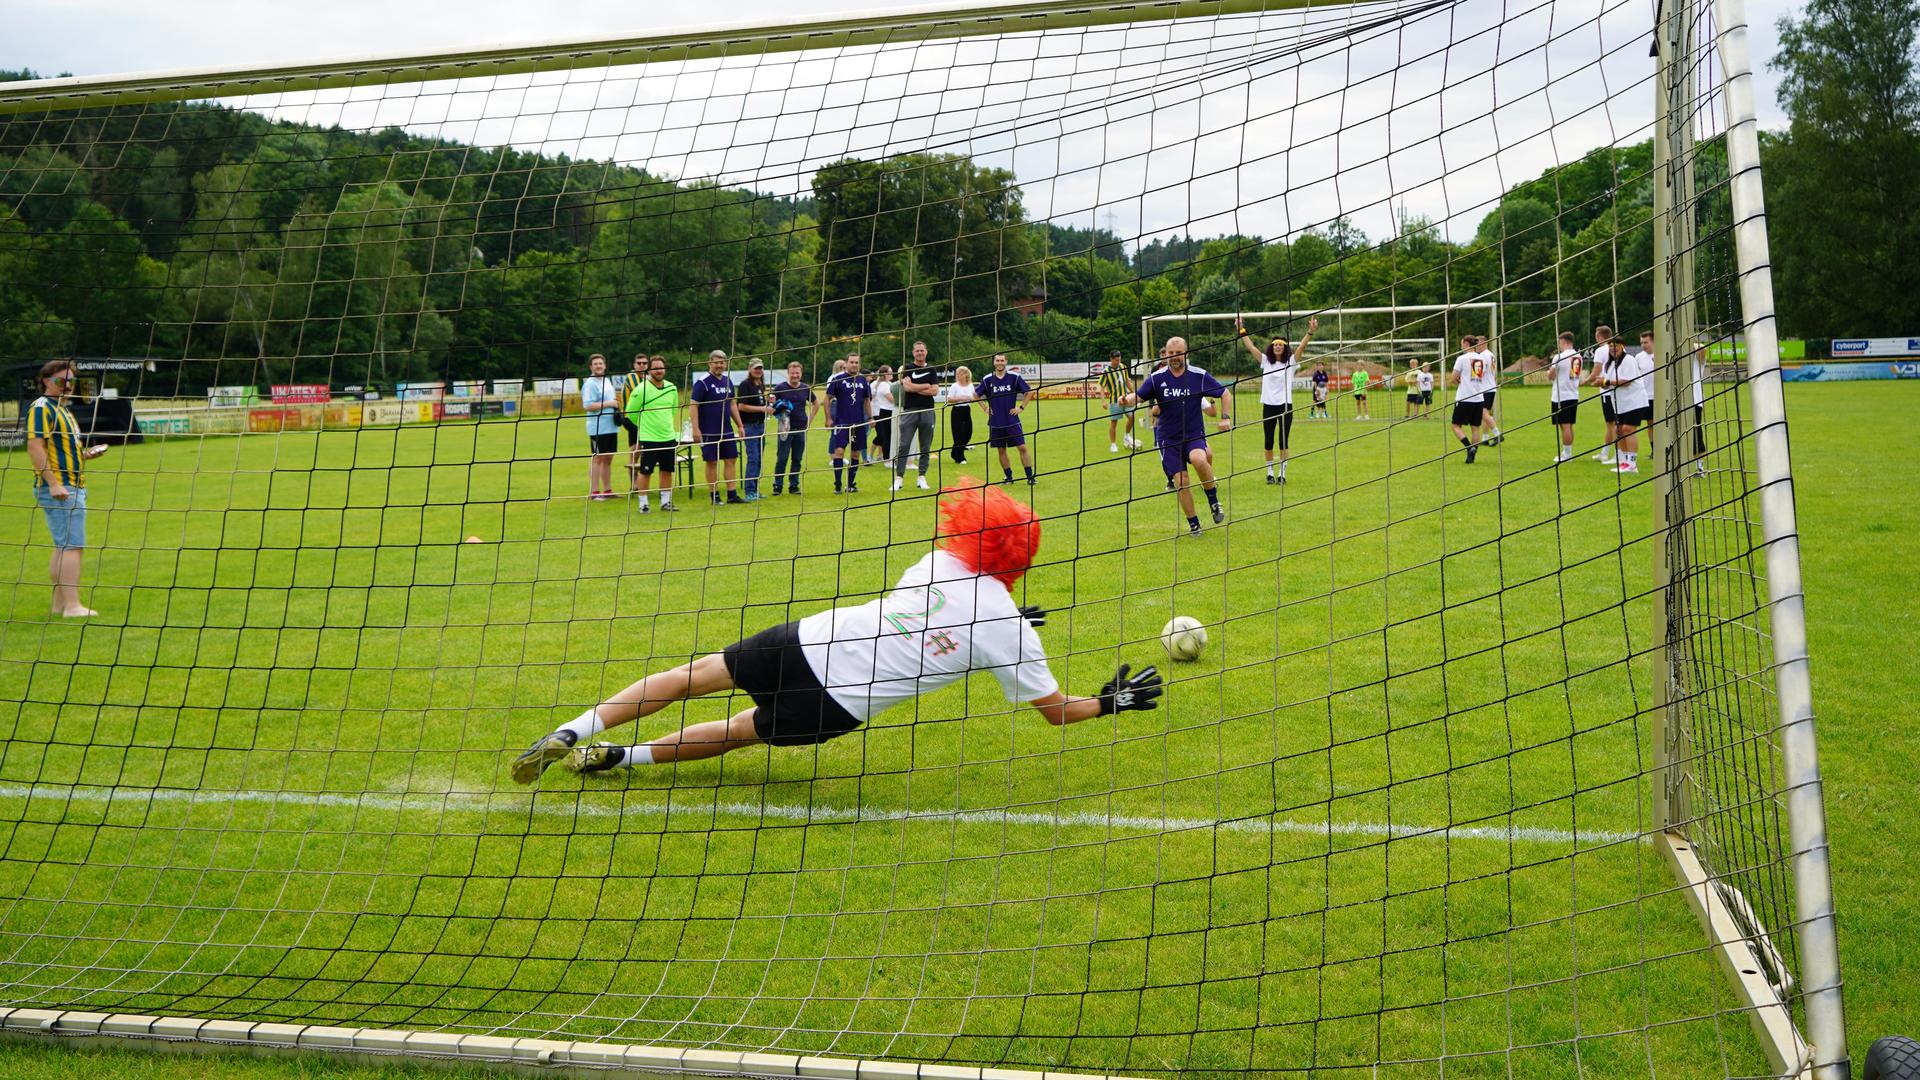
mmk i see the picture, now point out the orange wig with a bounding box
[936,479,1041,588]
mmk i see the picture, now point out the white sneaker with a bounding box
[1109,443,1119,453]
[890,477,904,492]
[1127,436,1141,449]
[916,475,930,490]
[1615,461,1639,473]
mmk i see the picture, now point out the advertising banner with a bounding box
[207,386,258,408]
[1830,337,1920,358]
[1781,361,1920,382]
[270,384,331,404]
[363,402,406,426]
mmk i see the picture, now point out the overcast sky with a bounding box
[7,0,1799,249]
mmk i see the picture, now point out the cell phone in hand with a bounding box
[85,444,109,459]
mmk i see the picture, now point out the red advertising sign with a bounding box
[270,384,331,404]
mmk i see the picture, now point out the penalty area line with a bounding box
[0,783,1642,847]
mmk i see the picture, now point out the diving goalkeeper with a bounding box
[510,480,1163,781]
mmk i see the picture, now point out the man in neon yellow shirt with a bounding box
[1350,365,1371,419]
[627,356,681,512]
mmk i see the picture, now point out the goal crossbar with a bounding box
[1142,304,1496,362]
[0,0,1324,115]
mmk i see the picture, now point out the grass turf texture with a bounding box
[1,383,1910,1078]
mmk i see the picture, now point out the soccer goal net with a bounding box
[0,0,1845,1077]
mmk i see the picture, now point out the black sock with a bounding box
[1004,468,1015,483]
[1204,486,1219,507]
[833,460,844,487]
[848,462,859,482]
[1458,436,1470,448]
[1024,466,1035,481]
[1188,515,1201,529]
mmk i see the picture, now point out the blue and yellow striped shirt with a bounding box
[1097,361,1131,400]
[27,396,85,489]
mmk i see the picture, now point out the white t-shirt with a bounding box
[943,382,977,405]
[1473,350,1499,393]
[1592,345,1615,401]
[1452,353,1492,403]
[1413,369,1434,393]
[1613,349,1657,412]
[1690,355,1705,407]
[1550,348,1583,402]
[874,380,896,413]
[1259,354,1295,406]
[797,551,1059,721]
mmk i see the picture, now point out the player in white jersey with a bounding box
[509,482,1164,782]
[1472,337,1503,444]
[1688,341,1708,475]
[1600,332,1657,474]
[1586,325,1619,463]
[1547,331,1584,462]
[1448,337,1495,464]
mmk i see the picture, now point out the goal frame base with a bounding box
[0,1008,1138,1080]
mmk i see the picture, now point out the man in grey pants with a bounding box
[890,340,941,491]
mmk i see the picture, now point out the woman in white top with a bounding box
[869,365,896,465]
[1237,315,1317,484]
[945,365,977,463]
[508,481,1164,781]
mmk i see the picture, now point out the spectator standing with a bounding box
[772,361,819,495]
[582,354,621,500]
[26,358,107,617]
[890,341,940,491]
[627,356,681,512]
[691,349,746,505]
[945,365,977,464]
[736,360,774,501]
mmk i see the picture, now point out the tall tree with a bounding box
[1769,0,1920,335]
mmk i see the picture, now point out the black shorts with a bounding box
[589,431,618,454]
[1262,401,1294,451]
[1692,404,1707,454]
[722,621,862,746]
[1601,397,1617,423]
[1551,398,1578,425]
[636,439,676,474]
[1617,405,1653,427]
[1450,400,1485,427]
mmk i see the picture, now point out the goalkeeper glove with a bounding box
[1018,605,1046,628]
[1097,663,1163,715]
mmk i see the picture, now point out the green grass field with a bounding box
[1,383,1914,1079]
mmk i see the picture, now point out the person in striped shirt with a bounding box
[1097,350,1139,453]
[26,359,107,617]
[619,353,649,493]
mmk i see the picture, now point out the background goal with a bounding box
[0,0,1845,1076]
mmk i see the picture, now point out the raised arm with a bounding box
[1236,319,1265,362]
[1294,315,1319,363]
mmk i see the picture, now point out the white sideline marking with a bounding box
[0,783,1640,847]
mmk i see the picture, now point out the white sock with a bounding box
[1266,463,1275,476]
[622,743,656,767]
[637,493,650,508]
[660,492,673,506]
[559,707,608,742]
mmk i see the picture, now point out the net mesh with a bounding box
[0,0,1822,1075]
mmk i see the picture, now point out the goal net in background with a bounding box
[0,0,1846,1076]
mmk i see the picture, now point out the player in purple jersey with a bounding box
[690,349,746,505]
[1124,336,1233,537]
[824,353,873,493]
[975,352,1037,485]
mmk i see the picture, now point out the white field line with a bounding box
[0,783,1642,847]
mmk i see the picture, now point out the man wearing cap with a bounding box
[1097,349,1138,453]
[735,359,775,501]
[690,349,746,505]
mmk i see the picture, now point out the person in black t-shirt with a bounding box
[889,340,941,492]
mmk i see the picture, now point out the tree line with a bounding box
[2,3,1913,394]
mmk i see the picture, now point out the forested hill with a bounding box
[1,65,1673,389]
